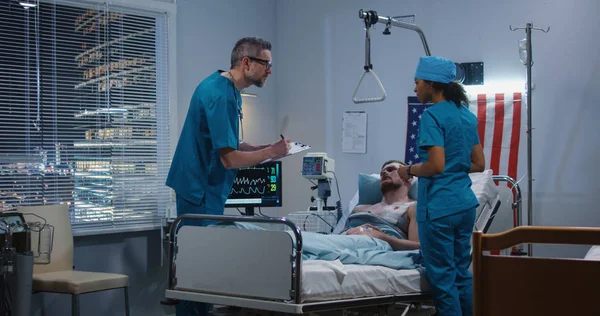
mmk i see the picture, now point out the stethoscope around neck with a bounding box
[238,106,244,143]
[228,72,244,143]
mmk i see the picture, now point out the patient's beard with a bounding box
[381,182,401,195]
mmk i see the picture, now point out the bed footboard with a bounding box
[166,214,303,303]
[472,226,600,316]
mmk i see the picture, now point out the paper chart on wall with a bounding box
[342,111,367,153]
[260,141,312,164]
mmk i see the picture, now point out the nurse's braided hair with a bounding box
[230,37,272,69]
[427,81,469,107]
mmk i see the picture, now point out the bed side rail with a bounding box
[491,175,522,226]
[491,175,528,256]
[165,214,304,304]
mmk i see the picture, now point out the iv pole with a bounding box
[353,9,431,104]
[510,23,549,257]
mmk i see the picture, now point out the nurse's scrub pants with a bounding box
[418,207,476,316]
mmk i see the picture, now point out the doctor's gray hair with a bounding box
[230,37,272,69]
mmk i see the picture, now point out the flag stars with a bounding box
[410,134,416,140]
[412,121,417,126]
[409,147,414,153]
[414,154,419,159]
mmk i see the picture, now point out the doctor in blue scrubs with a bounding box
[397,56,486,316]
[166,37,290,316]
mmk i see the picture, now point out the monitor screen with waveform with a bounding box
[225,161,282,215]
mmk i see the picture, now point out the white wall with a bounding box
[175,0,279,215]
[275,0,600,258]
[176,0,279,148]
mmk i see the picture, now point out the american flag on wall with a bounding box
[404,93,523,181]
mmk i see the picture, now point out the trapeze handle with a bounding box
[352,69,387,104]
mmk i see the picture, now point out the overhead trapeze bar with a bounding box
[353,9,431,104]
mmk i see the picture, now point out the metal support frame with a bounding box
[509,23,549,256]
[492,175,533,256]
[492,175,523,227]
[353,9,431,104]
[359,9,431,56]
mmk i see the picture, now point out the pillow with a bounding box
[357,169,497,206]
[469,169,499,205]
[357,173,418,205]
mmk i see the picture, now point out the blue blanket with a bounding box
[344,213,408,240]
[213,221,423,271]
[298,231,423,270]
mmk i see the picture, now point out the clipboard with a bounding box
[260,141,312,164]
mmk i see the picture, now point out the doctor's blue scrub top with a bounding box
[166,70,241,212]
[416,100,480,222]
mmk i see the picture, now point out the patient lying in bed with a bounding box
[212,160,424,270]
[280,160,423,270]
[342,160,420,251]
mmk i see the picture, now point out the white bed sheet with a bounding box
[301,260,428,303]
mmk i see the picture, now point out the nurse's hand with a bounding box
[397,165,410,181]
[271,138,291,157]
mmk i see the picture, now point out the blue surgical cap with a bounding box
[414,56,456,84]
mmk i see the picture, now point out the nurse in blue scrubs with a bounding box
[397,56,486,316]
[166,37,290,316]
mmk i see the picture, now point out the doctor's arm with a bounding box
[219,138,290,169]
[238,142,270,152]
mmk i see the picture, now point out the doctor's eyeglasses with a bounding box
[247,56,272,70]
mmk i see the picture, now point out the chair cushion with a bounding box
[33,270,129,294]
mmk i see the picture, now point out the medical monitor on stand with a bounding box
[224,161,282,216]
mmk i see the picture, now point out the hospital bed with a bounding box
[163,171,519,315]
[472,226,600,316]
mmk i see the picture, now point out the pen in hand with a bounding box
[280,134,292,151]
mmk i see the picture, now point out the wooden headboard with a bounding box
[472,226,600,316]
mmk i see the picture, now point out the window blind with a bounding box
[0,0,171,235]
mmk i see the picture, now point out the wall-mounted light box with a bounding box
[455,62,484,85]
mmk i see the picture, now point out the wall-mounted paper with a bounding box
[342,111,367,153]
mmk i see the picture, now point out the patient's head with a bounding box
[380,160,411,194]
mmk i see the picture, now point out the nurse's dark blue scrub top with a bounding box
[416,101,480,222]
[166,70,241,213]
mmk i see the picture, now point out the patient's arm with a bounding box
[347,224,420,251]
[407,204,419,243]
[377,232,420,251]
